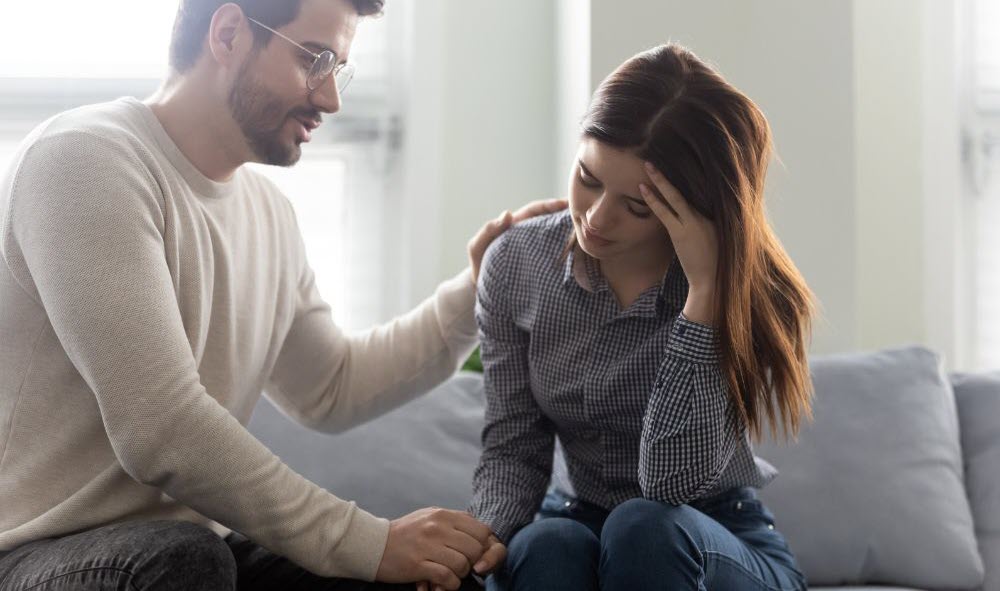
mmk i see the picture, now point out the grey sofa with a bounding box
[249,346,1000,590]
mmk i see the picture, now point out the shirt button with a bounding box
[768,524,775,530]
[564,501,573,508]
[735,501,743,510]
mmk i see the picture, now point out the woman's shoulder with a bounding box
[480,209,573,285]
[497,209,573,257]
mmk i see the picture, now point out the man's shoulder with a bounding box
[29,98,145,146]
[14,99,155,174]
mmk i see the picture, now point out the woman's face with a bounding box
[568,137,673,263]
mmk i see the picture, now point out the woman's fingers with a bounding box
[474,536,507,576]
[643,162,690,222]
[639,182,680,235]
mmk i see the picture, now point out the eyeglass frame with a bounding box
[246,17,355,93]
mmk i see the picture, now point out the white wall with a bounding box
[401,0,965,366]
[581,0,963,362]
[853,1,926,353]
[588,0,859,355]
[398,0,560,310]
[554,0,591,193]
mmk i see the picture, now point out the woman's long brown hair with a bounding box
[582,44,815,441]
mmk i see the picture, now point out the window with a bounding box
[0,2,404,331]
[966,0,1000,370]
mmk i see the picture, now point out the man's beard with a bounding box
[227,60,318,167]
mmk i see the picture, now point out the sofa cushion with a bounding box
[248,372,487,518]
[952,371,1000,591]
[754,346,983,590]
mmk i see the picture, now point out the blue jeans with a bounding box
[488,488,807,591]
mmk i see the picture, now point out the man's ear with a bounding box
[207,3,251,68]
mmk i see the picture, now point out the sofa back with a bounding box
[249,351,1000,590]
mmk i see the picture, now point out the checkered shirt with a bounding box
[469,211,777,543]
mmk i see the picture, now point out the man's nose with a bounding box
[309,74,342,114]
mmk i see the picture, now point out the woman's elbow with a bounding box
[638,467,719,506]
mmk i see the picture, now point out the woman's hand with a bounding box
[639,162,719,326]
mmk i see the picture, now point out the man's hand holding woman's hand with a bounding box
[414,532,506,591]
[374,507,506,591]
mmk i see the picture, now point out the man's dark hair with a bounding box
[169,0,384,72]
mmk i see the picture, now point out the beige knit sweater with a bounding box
[0,97,478,580]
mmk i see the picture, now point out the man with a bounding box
[0,0,563,588]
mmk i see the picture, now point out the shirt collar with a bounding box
[562,245,689,319]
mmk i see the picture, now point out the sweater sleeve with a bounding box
[3,131,390,580]
[265,229,479,433]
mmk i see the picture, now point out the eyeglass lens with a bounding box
[308,51,356,93]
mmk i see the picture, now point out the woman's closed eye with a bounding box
[625,199,652,219]
[578,168,601,189]
[577,161,652,219]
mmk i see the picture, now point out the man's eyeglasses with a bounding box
[247,17,355,93]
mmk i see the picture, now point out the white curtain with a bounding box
[0,2,404,331]
[970,0,1000,370]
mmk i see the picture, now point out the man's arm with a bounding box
[265,200,567,433]
[4,131,389,580]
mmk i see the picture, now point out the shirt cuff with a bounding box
[476,510,519,546]
[666,313,721,364]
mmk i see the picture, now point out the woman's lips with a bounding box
[581,221,613,246]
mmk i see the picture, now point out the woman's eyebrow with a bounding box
[579,159,648,206]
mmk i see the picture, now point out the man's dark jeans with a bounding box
[0,520,482,590]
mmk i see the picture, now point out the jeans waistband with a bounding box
[553,486,758,515]
[688,486,758,512]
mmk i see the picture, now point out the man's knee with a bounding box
[130,521,236,590]
[0,521,237,591]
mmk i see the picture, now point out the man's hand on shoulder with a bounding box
[467,199,568,286]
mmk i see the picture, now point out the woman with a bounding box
[470,43,815,590]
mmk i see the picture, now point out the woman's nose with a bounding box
[587,194,614,229]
